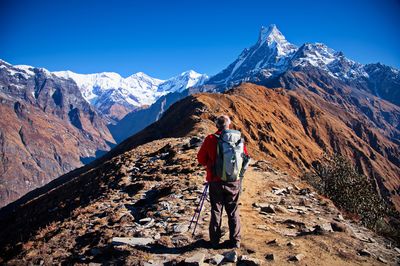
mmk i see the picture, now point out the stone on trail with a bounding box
[377,256,388,263]
[331,221,347,232]
[258,203,275,213]
[265,253,274,261]
[287,241,296,247]
[275,205,288,213]
[184,253,206,266]
[394,247,400,254]
[139,217,154,224]
[238,255,262,266]
[210,254,225,265]
[313,223,333,234]
[358,249,372,257]
[289,253,305,261]
[223,250,238,263]
[173,223,189,233]
[266,239,279,246]
[112,237,154,247]
[256,224,268,231]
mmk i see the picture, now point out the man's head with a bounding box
[216,115,231,131]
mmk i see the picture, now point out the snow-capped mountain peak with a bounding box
[259,24,283,45]
[258,24,297,56]
[207,24,383,87]
[207,24,297,85]
[157,70,208,93]
[52,68,207,120]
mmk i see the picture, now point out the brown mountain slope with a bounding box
[0,83,399,264]
[0,98,112,207]
[0,137,398,265]
[115,83,399,209]
[0,61,115,207]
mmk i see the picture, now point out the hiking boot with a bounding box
[233,241,241,249]
[209,240,220,249]
[227,240,240,249]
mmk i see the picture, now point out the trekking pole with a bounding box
[188,183,209,236]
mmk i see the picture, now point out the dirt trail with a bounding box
[189,166,395,265]
[2,137,398,265]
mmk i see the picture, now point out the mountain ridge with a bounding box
[0,83,398,264]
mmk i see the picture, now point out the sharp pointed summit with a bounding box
[259,24,284,44]
[207,24,297,86]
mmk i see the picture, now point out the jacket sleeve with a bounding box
[244,144,249,156]
[197,136,210,166]
[239,144,251,177]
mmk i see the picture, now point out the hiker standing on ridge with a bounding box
[197,115,250,249]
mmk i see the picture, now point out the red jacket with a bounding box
[197,130,249,182]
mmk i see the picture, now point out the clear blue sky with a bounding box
[1,0,399,79]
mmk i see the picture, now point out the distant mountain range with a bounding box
[53,69,208,120]
[206,24,400,107]
[0,60,207,206]
[0,24,399,208]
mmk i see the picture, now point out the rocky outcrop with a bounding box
[0,60,115,207]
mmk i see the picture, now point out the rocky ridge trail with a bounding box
[2,136,398,265]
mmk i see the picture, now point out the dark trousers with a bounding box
[209,180,241,244]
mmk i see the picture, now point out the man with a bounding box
[197,115,250,249]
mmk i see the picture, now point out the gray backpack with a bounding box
[214,130,248,182]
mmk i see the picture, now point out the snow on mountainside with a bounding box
[158,70,208,93]
[0,60,208,121]
[207,24,297,85]
[53,69,207,120]
[206,24,399,97]
[53,71,164,107]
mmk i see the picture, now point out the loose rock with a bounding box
[394,247,400,254]
[289,254,305,261]
[210,254,225,265]
[223,250,238,263]
[331,222,347,232]
[358,249,371,257]
[184,253,205,266]
[377,257,388,263]
[112,237,154,247]
[239,255,261,266]
[266,239,279,246]
[258,203,275,213]
[173,223,189,233]
[265,253,274,261]
[287,241,296,247]
[313,223,333,235]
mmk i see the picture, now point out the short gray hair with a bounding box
[216,115,231,130]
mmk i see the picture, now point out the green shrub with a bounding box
[303,154,390,230]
